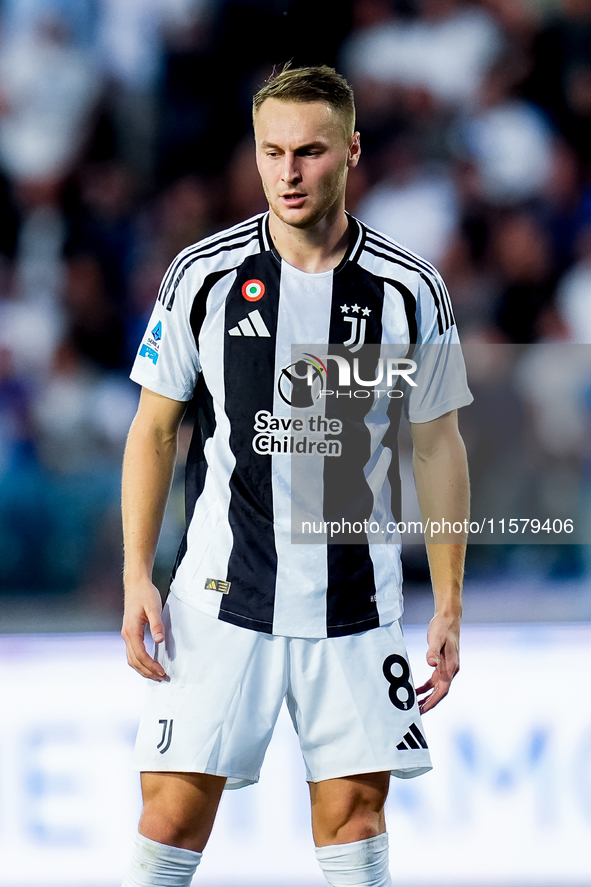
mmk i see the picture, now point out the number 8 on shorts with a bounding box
[383,654,416,711]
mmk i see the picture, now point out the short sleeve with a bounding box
[405,271,473,423]
[130,261,200,402]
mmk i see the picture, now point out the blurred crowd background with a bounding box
[1,0,590,626]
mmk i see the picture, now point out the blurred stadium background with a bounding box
[0,0,590,884]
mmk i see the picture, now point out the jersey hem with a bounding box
[218,608,274,634]
[169,586,403,639]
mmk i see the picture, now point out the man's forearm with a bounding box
[424,543,464,621]
[121,412,179,585]
[411,411,469,611]
[121,390,185,680]
[410,411,469,710]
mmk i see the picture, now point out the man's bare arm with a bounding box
[410,409,469,714]
[121,388,187,680]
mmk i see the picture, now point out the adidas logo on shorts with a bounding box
[397,722,428,750]
[228,309,270,337]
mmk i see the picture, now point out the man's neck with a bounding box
[267,208,351,274]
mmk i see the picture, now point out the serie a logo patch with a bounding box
[139,319,164,364]
[205,578,231,594]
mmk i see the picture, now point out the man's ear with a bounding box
[348,132,361,168]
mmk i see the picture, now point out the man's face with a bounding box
[254,98,360,230]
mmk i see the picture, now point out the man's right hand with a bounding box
[121,389,186,681]
[121,579,168,681]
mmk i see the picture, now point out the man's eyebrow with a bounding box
[260,139,327,150]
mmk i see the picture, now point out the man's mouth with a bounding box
[281,193,307,205]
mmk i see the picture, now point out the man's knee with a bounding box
[315,834,392,887]
[310,772,390,847]
[139,771,226,852]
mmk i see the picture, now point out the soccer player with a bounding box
[121,65,471,887]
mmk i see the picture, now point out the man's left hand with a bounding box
[415,612,460,714]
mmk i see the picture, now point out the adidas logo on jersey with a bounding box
[396,722,428,750]
[228,309,270,337]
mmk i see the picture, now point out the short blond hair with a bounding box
[252,64,356,138]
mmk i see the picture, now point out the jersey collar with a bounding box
[263,212,361,275]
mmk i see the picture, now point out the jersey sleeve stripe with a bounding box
[351,224,366,264]
[363,225,440,276]
[364,243,449,336]
[190,268,237,346]
[164,233,260,311]
[421,271,447,335]
[382,277,418,343]
[157,220,261,307]
[428,267,451,332]
[157,217,260,302]
[160,226,259,308]
[348,214,365,263]
[362,230,455,334]
[439,275,456,327]
[261,213,272,251]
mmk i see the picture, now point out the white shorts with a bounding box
[132,592,432,788]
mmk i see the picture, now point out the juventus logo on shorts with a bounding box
[157,719,173,754]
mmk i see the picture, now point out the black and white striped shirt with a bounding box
[131,213,472,638]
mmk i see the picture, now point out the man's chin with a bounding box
[271,205,321,230]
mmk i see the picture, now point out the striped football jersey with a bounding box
[131,212,472,638]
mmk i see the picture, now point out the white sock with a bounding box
[122,832,202,887]
[315,833,392,887]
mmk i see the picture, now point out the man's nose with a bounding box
[282,154,301,183]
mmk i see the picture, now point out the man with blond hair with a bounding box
[121,65,471,887]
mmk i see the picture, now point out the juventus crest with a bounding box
[340,303,371,352]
